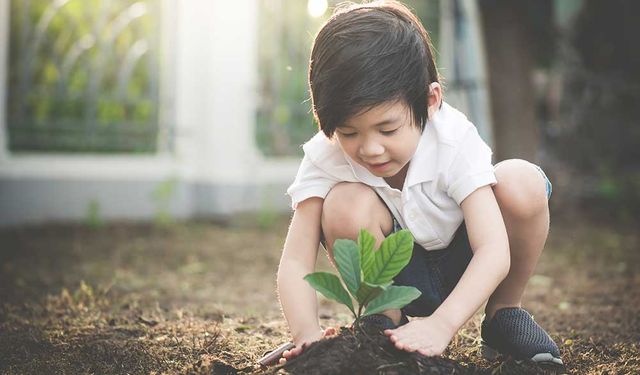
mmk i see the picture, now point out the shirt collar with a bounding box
[344,154,388,188]
[404,121,438,188]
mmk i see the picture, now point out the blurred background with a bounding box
[0,0,638,226]
[0,2,638,373]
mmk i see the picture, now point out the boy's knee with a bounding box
[493,159,548,220]
[322,182,389,241]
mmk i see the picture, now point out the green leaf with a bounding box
[355,280,391,306]
[358,229,376,281]
[333,239,361,296]
[363,285,422,316]
[304,272,355,315]
[364,230,414,285]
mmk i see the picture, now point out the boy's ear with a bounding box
[427,82,442,110]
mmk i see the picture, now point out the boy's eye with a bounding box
[381,128,399,135]
[338,132,356,138]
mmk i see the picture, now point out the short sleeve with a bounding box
[446,127,497,205]
[286,155,340,209]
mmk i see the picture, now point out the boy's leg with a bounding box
[484,159,562,364]
[486,159,550,318]
[321,182,404,324]
[321,182,393,253]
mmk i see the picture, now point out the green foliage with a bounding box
[364,230,414,285]
[364,286,421,316]
[304,229,421,322]
[355,280,391,308]
[304,272,355,316]
[333,239,361,296]
[7,0,160,153]
[358,230,376,277]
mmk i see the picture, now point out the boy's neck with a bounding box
[384,162,410,191]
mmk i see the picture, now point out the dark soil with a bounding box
[0,213,638,374]
[260,323,563,375]
[275,324,469,375]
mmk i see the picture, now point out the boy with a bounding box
[277,0,562,366]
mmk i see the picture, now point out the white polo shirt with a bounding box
[286,102,497,250]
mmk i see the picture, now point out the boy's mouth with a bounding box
[368,161,391,171]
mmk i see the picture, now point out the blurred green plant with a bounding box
[151,177,177,226]
[85,199,104,229]
[256,186,280,230]
[257,201,279,231]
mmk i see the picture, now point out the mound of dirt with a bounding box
[259,323,562,375]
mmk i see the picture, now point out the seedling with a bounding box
[304,229,421,326]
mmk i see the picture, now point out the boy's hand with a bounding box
[384,313,456,356]
[279,327,336,364]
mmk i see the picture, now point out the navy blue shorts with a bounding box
[391,219,473,317]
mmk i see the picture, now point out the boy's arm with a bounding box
[277,197,325,346]
[432,185,510,332]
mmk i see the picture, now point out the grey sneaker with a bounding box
[481,307,563,365]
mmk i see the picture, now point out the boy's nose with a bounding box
[359,140,385,158]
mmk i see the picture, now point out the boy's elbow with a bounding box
[475,242,510,280]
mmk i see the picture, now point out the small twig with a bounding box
[376,362,408,372]
[257,342,295,367]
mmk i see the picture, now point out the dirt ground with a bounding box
[0,212,638,374]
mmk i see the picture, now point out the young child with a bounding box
[276,0,562,366]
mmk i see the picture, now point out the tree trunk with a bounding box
[479,0,538,162]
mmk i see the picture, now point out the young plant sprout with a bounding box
[304,229,421,325]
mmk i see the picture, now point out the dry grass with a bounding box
[0,213,638,374]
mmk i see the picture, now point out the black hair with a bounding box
[309,0,440,138]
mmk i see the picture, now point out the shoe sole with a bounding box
[481,343,564,366]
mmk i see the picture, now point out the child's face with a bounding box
[335,101,422,180]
